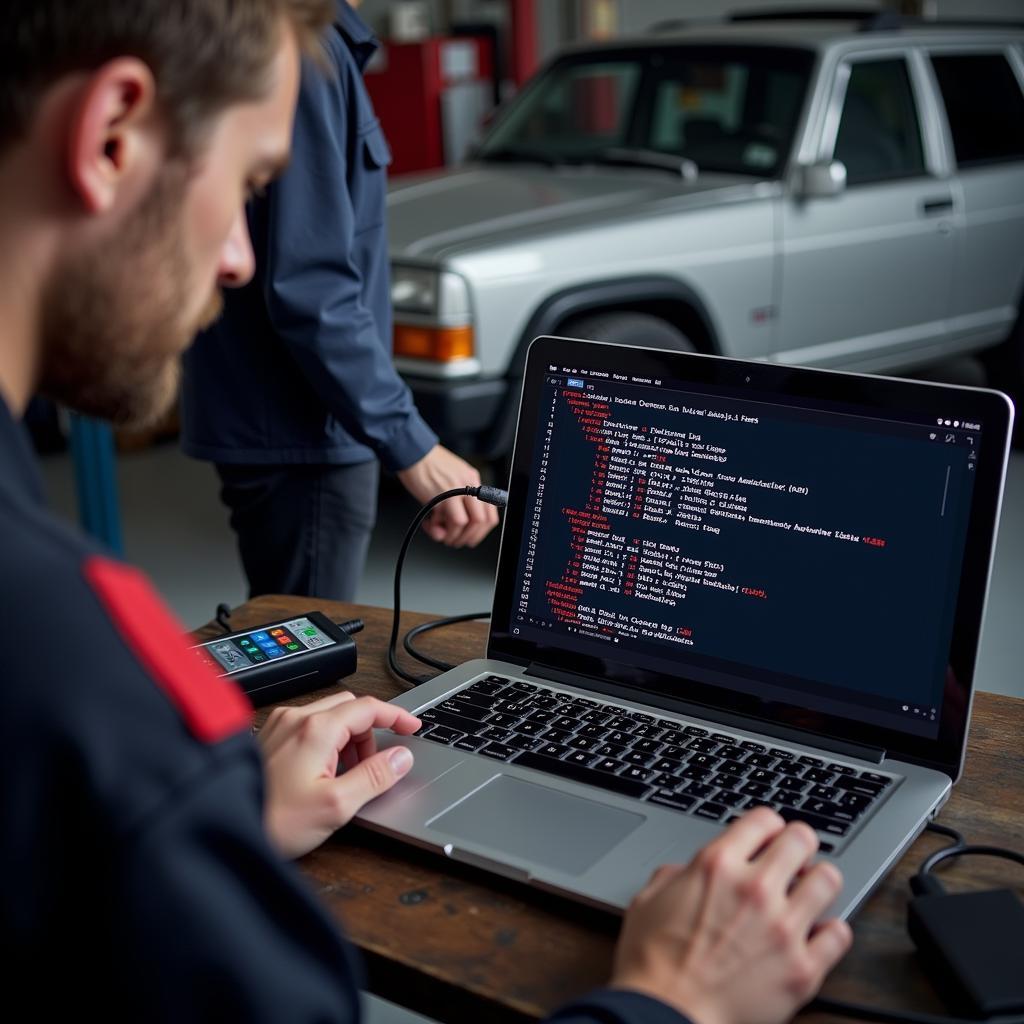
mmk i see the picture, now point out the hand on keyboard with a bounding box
[609,807,852,1024]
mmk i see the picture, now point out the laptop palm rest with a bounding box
[428,775,645,876]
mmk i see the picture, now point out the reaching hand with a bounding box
[396,444,499,547]
[258,691,421,860]
[611,807,852,1024]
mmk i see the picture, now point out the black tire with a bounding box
[558,311,696,352]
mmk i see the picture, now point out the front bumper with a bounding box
[403,374,510,457]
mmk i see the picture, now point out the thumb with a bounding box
[334,745,415,818]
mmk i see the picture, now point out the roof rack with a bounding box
[726,8,1024,31]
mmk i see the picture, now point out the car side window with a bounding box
[930,53,1024,167]
[833,59,925,185]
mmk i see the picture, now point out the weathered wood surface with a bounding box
[196,596,1024,1023]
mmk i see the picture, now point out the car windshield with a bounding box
[479,45,814,178]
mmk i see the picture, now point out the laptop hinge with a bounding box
[524,663,886,764]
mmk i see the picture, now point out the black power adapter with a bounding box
[908,887,1024,1017]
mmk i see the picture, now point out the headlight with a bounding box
[391,266,437,314]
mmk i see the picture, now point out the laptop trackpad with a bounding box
[429,774,645,876]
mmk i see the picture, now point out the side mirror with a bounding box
[797,159,847,199]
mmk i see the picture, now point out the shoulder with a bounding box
[0,497,253,832]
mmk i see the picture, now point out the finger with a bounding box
[329,745,415,823]
[806,918,853,977]
[258,691,358,751]
[421,512,447,542]
[789,860,844,927]
[450,497,485,547]
[753,821,820,890]
[701,806,787,864]
[638,862,688,900]
[461,501,499,548]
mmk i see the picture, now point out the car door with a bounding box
[926,47,1024,351]
[776,51,957,371]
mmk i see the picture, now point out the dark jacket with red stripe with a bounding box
[0,397,687,1024]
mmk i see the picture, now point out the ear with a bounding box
[66,57,161,214]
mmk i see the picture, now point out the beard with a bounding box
[38,167,223,431]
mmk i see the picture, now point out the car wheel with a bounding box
[558,311,696,352]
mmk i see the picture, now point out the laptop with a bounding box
[356,336,1013,918]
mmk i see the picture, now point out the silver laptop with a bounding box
[357,336,1013,919]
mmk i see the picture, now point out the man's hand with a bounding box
[611,808,852,1024]
[396,444,499,547]
[257,692,421,860]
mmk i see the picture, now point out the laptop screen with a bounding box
[489,337,1012,775]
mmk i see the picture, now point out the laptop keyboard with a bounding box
[415,675,896,851]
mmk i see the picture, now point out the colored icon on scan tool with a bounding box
[266,647,284,657]
[258,640,276,651]
[252,632,269,642]
[270,629,285,636]
[286,643,300,651]
[303,628,317,636]
[277,635,291,645]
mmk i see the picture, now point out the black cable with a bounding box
[215,603,233,633]
[913,821,1023,897]
[388,485,508,688]
[403,611,490,671]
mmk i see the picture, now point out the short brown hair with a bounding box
[0,0,334,156]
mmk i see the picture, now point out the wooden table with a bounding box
[197,595,1024,1024]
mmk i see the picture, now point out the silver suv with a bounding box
[386,13,1024,458]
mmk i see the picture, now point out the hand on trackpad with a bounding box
[428,774,645,875]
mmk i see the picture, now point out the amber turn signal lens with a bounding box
[393,324,474,361]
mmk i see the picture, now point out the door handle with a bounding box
[920,196,954,216]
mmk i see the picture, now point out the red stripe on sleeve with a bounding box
[83,556,252,743]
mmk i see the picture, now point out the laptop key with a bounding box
[695,801,728,821]
[422,725,463,744]
[565,749,599,767]
[709,772,736,788]
[622,766,654,783]
[625,750,657,766]
[777,776,810,793]
[452,691,501,710]
[860,772,893,786]
[746,753,778,769]
[537,741,570,759]
[453,735,487,752]
[683,781,715,799]
[778,807,849,836]
[632,738,664,755]
[835,776,885,798]
[650,772,679,789]
[507,733,542,752]
[717,760,750,778]
[741,741,767,752]
[420,709,487,735]
[684,725,710,737]
[803,768,837,785]
[648,789,698,812]
[803,798,845,819]
[798,756,825,767]
[529,696,562,710]
[661,730,688,746]
[774,759,804,775]
[828,763,857,775]
[438,700,491,721]
[544,728,574,745]
[488,712,525,729]
[747,768,779,786]
[521,715,553,731]
[715,789,748,808]
[506,681,539,693]
[568,735,599,752]
[773,790,804,807]
[688,738,719,753]
[711,733,734,743]
[467,680,505,697]
[480,726,513,743]
[571,697,600,708]
[835,792,872,816]
[653,757,685,775]
[678,764,711,781]
[632,724,666,740]
[660,744,689,760]
[579,724,610,740]
[484,675,512,684]
[550,715,580,731]
[605,730,633,746]
[514,751,651,798]
[627,711,654,723]
[808,784,840,801]
[479,742,516,761]
[606,715,636,732]
[594,741,628,758]
[769,748,792,759]
[716,745,747,761]
[739,781,773,799]
[595,757,626,773]
[688,753,720,769]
